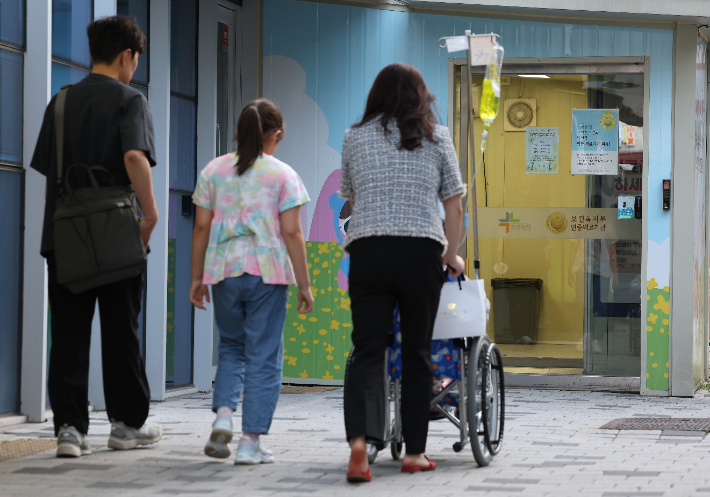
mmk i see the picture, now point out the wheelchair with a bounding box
[345,305,505,467]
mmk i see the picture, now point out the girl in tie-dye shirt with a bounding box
[190,99,313,465]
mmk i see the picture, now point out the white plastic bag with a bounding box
[432,277,488,340]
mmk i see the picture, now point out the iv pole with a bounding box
[464,30,481,280]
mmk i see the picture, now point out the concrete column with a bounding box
[145,0,171,401]
[670,23,701,396]
[193,0,218,393]
[20,0,52,423]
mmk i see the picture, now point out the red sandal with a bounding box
[346,468,372,483]
[401,456,436,473]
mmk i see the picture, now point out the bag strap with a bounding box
[54,85,71,191]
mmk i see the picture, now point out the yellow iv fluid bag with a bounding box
[479,44,504,151]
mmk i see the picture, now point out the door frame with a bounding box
[447,56,650,392]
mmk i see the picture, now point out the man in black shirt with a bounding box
[30,16,162,457]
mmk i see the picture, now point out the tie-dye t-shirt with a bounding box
[192,153,310,286]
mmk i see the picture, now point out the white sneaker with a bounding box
[108,420,163,450]
[56,425,92,458]
[204,417,233,459]
[234,436,274,465]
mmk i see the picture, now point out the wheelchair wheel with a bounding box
[466,335,492,467]
[481,343,505,456]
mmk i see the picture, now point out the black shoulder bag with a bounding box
[52,86,148,293]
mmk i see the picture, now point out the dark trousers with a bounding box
[344,236,446,455]
[47,255,151,436]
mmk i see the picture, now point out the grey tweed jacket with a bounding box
[339,118,467,251]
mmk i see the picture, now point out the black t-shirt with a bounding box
[30,73,156,256]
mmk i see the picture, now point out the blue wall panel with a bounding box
[0,169,22,414]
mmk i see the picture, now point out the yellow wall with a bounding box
[459,75,588,343]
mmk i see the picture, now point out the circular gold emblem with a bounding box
[546,212,568,234]
[599,109,617,130]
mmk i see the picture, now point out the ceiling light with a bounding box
[518,75,549,78]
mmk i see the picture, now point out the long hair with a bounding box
[354,63,438,150]
[235,99,284,175]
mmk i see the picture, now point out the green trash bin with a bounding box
[491,278,543,345]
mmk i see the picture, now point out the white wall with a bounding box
[145,0,171,401]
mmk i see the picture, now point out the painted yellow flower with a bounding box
[288,356,297,366]
[319,329,328,335]
[654,295,669,315]
[330,319,340,330]
[300,370,309,378]
[297,324,306,334]
[339,297,351,311]
[318,243,330,254]
[323,371,334,380]
[326,344,335,354]
[648,313,658,324]
[647,278,658,290]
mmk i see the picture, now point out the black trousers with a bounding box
[47,255,151,435]
[344,236,446,455]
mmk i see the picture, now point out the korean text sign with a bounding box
[572,109,619,175]
[526,127,559,173]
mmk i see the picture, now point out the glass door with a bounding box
[453,62,645,381]
[167,0,199,389]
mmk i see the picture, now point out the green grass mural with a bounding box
[646,278,669,391]
[283,241,353,380]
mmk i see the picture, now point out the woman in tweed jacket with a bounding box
[341,63,467,482]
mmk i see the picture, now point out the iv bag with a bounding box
[480,45,504,131]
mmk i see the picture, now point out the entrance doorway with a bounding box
[213,3,242,379]
[452,59,646,387]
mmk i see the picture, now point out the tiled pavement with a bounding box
[2,388,710,496]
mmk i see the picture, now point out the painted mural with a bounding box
[166,239,176,378]
[264,0,673,385]
[646,278,669,390]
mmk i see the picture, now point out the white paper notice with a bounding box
[445,36,468,53]
[572,109,619,175]
[468,36,496,66]
[526,127,559,173]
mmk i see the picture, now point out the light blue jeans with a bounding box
[211,273,288,434]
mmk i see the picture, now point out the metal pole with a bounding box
[466,34,481,280]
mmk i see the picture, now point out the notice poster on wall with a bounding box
[571,109,619,175]
[526,127,559,173]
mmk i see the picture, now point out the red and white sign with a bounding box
[222,25,229,51]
